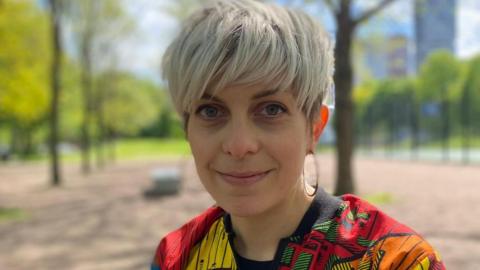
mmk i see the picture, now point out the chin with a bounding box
[218,196,272,218]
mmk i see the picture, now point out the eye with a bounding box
[196,104,225,120]
[258,103,287,117]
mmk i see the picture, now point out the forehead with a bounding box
[201,84,294,102]
[205,88,276,102]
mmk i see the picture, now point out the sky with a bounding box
[120,0,480,84]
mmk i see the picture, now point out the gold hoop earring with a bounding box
[303,150,319,197]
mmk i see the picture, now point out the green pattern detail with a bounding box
[312,220,333,233]
[346,208,369,222]
[358,249,386,270]
[325,222,339,242]
[289,235,302,242]
[334,203,347,218]
[313,220,338,242]
[332,261,352,270]
[358,259,371,270]
[358,251,373,270]
[357,237,374,247]
[292,252,313,270]
[281,246,294,266]
[325,255,339,270]
[357,212,370,220]
[338,203,347,213]
[347,211,354,221]
[371,250,385,270]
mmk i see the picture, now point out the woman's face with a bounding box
[187,84,314,217]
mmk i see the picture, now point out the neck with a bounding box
[230,185,314,261]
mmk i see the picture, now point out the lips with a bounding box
[217,170,271,186]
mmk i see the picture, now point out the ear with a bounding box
[313,105,329,143]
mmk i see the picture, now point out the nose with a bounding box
[221,120,260,159]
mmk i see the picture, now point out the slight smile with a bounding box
[216,170,273,186]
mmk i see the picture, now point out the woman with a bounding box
[151,0,445,269]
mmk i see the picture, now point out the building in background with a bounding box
[387,35,408,78]
[414,0,456,71]
[355,34,409,83]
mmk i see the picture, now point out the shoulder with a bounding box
[308,194,445,269]
[339,193,415,235]
[151,206,225,270]
[339,194,445,269]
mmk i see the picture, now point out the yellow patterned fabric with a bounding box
[152,191,446,270]
[185,218,237,270]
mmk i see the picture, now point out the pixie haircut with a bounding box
[162,0,334,124]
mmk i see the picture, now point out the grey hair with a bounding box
[161,0,334,124]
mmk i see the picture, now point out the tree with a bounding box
[95,71,160,162]
[100,71,160,137]
[48,0,63,186]
[354,78,417,157]
[162,0,206,20]
[322,0,398,195]
[459,55,480,163]
[63,0,133,173]
[0,0,50,157]
[416,50,461,161]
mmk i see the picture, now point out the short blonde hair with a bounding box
[162,0,334,124]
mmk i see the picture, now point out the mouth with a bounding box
[216,170,272,186]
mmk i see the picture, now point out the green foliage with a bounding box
[63,0,134,64]
[0,0,50,126]
[354,78,415,138]
[162,0,207,20]
[355,50,480,150]
[461,55,480,125]
[59,58,83,141]
[416,50,461,101]
[141,104,186,139]
[97,71,162,136]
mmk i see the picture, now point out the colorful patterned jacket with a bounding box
[151,189,445,269]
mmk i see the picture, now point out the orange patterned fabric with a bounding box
[152,190,446,270]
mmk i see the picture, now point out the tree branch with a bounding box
[354,0,397,26]
[323,0,338,14]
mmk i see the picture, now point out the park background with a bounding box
[0,0,479,269]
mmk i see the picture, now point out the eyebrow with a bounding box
[201,88,280,103]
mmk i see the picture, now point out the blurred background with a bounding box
[0,0,479,269]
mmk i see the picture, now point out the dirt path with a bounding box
[0,155,478,269]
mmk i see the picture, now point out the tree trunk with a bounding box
[333,8,356,195]
[108,131,116,163]
[80,51,92,174]
[410,100,419,160]
[95,91,106,169]
[460,86,471,164]
[9,124,18,157]
[442,99,450,162]
[48,0,62,186]
[80,14,94,175]
[22,129,34,157]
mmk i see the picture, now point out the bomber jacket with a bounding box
[151,189,445,270]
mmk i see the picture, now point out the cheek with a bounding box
[189,141,205,169]
[187,126,214,167]
[266,126,308,176]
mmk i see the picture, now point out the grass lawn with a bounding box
[9,138,192,163]
[0,208,28,223]
[114,138,191,159]
[60,138,192,162]
[364,192,395,205]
